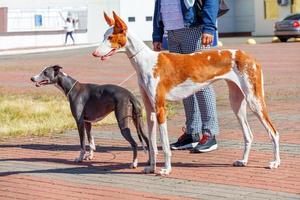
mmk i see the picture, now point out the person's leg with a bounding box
[191,85,219,153]
[168,27,219,152]
[65,32,69,45]
[167,28,202,150]
[69,32,75,44]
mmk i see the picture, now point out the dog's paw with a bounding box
[83,152,94,161]
[74,150,87,163]
[130,159,138,169]
[74,157,83,163]
[130,163,138,169]
[159,167,171,176]
[233,160,247,167]
[143,166,155,174]
[269,160,280,169]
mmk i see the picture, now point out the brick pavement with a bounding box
[0,132,299,199]
[0,42,300,199]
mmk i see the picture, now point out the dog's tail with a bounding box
[130,95,149,153]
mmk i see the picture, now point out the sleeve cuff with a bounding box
[202,27,216,36]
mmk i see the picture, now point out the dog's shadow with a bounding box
[0,143,264,177]
[0,143,136,152]
[0,143,150,176]
[0,160,146,177]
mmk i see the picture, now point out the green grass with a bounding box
[0,94,117,137]
[0,93,180,137]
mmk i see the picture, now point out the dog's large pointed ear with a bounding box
[104,12,115,26]
[112,11,127,31]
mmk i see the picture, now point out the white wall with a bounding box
[0,0,155,49]
[218,0,255,33]
[0,33,87,49]
[86,0,120,44]
[253,0,291,36]
[120,0,155,41]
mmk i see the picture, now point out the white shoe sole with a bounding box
[194,144,218,153]
[171,142,198,150]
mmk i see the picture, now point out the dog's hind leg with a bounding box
[115,103,139,169]
[244,87,280,168]
[241,64,280,169]
[250,103,280,169]
[131,107,150,164]
[85,122,95,160]
[227,81,253,167]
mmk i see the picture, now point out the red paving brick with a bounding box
[0,175,194,200]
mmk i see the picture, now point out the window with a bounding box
[128,17,135,22]
[146,16,152,21]
[34,15,42,27]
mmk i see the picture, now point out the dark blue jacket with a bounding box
[152,0,219,42]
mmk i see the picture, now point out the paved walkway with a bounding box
[0,42,300,199]
[0,130,299,200]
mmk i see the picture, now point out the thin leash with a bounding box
[118,46,145,86]
[118,71,136,86]
[104,69,136,122]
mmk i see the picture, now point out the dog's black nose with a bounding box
[30,77,34,82]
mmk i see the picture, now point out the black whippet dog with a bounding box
[31,65,149,168]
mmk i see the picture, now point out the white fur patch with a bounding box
[166,78,210,101]
[243,73,263,114]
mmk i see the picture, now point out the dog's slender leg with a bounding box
[246,94,280,169]
[155,89,172,175]
[131,108,150,163]
[115,103,138,168]
[75,120,87,163]
[85,122,95,160]
[140,87,157,173]
[120,127,138,168]
[227,81,253,167]
[158,122,172,175]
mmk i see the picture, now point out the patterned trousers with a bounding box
[167,26,219,137]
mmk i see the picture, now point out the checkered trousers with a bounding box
[167,26,219,136]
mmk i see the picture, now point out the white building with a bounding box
[0,0,155,50]
[0,0,299,50]
[218,0,300,36]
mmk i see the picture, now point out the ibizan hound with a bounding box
[92,12,280,175]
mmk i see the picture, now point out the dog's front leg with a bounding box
[74,119,87,163]
[85,122,95,160]
[140,88,157,174]
[143,112,158,174]
[158,122,172,175]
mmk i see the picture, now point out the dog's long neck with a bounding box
[125,31,158,74]
[56,73,78,97]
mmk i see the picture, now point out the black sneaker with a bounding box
[190,134,218,153]
[170,128,199,150]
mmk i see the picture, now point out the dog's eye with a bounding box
[108,36,113,40]
[43,71,47,75]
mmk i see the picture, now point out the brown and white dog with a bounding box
[92,12,280,175]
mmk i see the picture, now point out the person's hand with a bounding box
[153,42,162,51]
[201,33,214,48]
